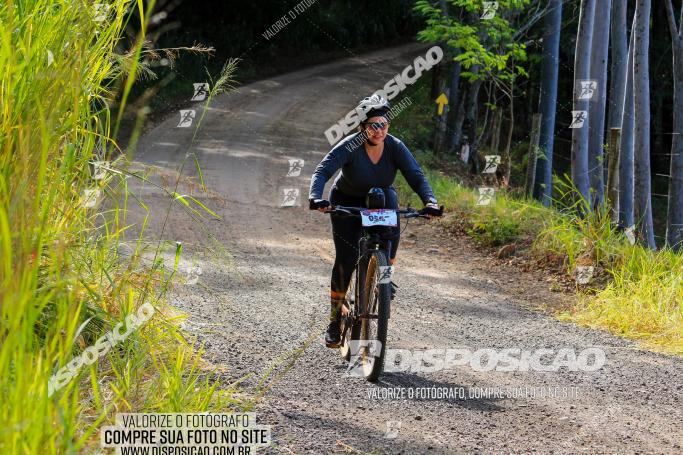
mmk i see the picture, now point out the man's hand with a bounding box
[309,198,332,212]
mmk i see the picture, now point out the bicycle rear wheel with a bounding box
[357,249,391,382]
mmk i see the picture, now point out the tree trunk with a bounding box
[449,59,462,121]
[464,78,482,172]
[447,11,478,155]
[449,82,468,154]
[533,0,562,206]
[430,51,444,102]
[571,0,596,207]
[490,107,503,154]
[433,65,450,155]
[664,0,683,250]
[449,65,480,156]
[588,0,611,208]
[632,0,656,249]
[526,113,542,197]
[477,83,494,148]
[607,128,621,220]
[608,0,628,130]
[607,0,628,195]
[503,94,514,187]
[618,20,636,228]
[432,0,450,155]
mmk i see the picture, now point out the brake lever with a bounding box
[330,207,352,215]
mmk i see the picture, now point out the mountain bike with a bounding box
[326,203,442,382]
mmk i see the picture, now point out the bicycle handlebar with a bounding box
[325,205,443,219]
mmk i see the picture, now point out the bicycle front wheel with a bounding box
[357,249,391,382]
[340,271,360,361]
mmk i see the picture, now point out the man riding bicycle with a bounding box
[308,94,441,348]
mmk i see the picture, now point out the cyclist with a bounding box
[308,94,441,347]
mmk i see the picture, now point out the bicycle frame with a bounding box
[330,206,427,350]
[355,231,389,318]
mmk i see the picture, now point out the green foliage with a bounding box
[414,0,530,83]
[0,1,244,452]
[389,76,435,145]
[469,216,521,246]
[395,155,550,245]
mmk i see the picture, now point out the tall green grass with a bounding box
[569,246,683,353]
[396,162,683,355]
[0,1,244,453]
[397,167,556,246]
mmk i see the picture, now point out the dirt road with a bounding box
[132,44,683,454]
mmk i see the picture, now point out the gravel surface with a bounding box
[129,43,683,454]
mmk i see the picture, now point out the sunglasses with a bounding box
[366,121,390,131]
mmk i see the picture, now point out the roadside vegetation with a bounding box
[398,168,683,355]
[0,1,246,453]
[393,79,683,355]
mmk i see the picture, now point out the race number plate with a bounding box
[360,209,397,227]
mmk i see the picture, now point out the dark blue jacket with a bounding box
[309,133,435,204]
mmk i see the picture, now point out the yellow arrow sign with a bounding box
[435,93,449,115]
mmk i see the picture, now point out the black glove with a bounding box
[421,203,444,217]
[309,198,331,210]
